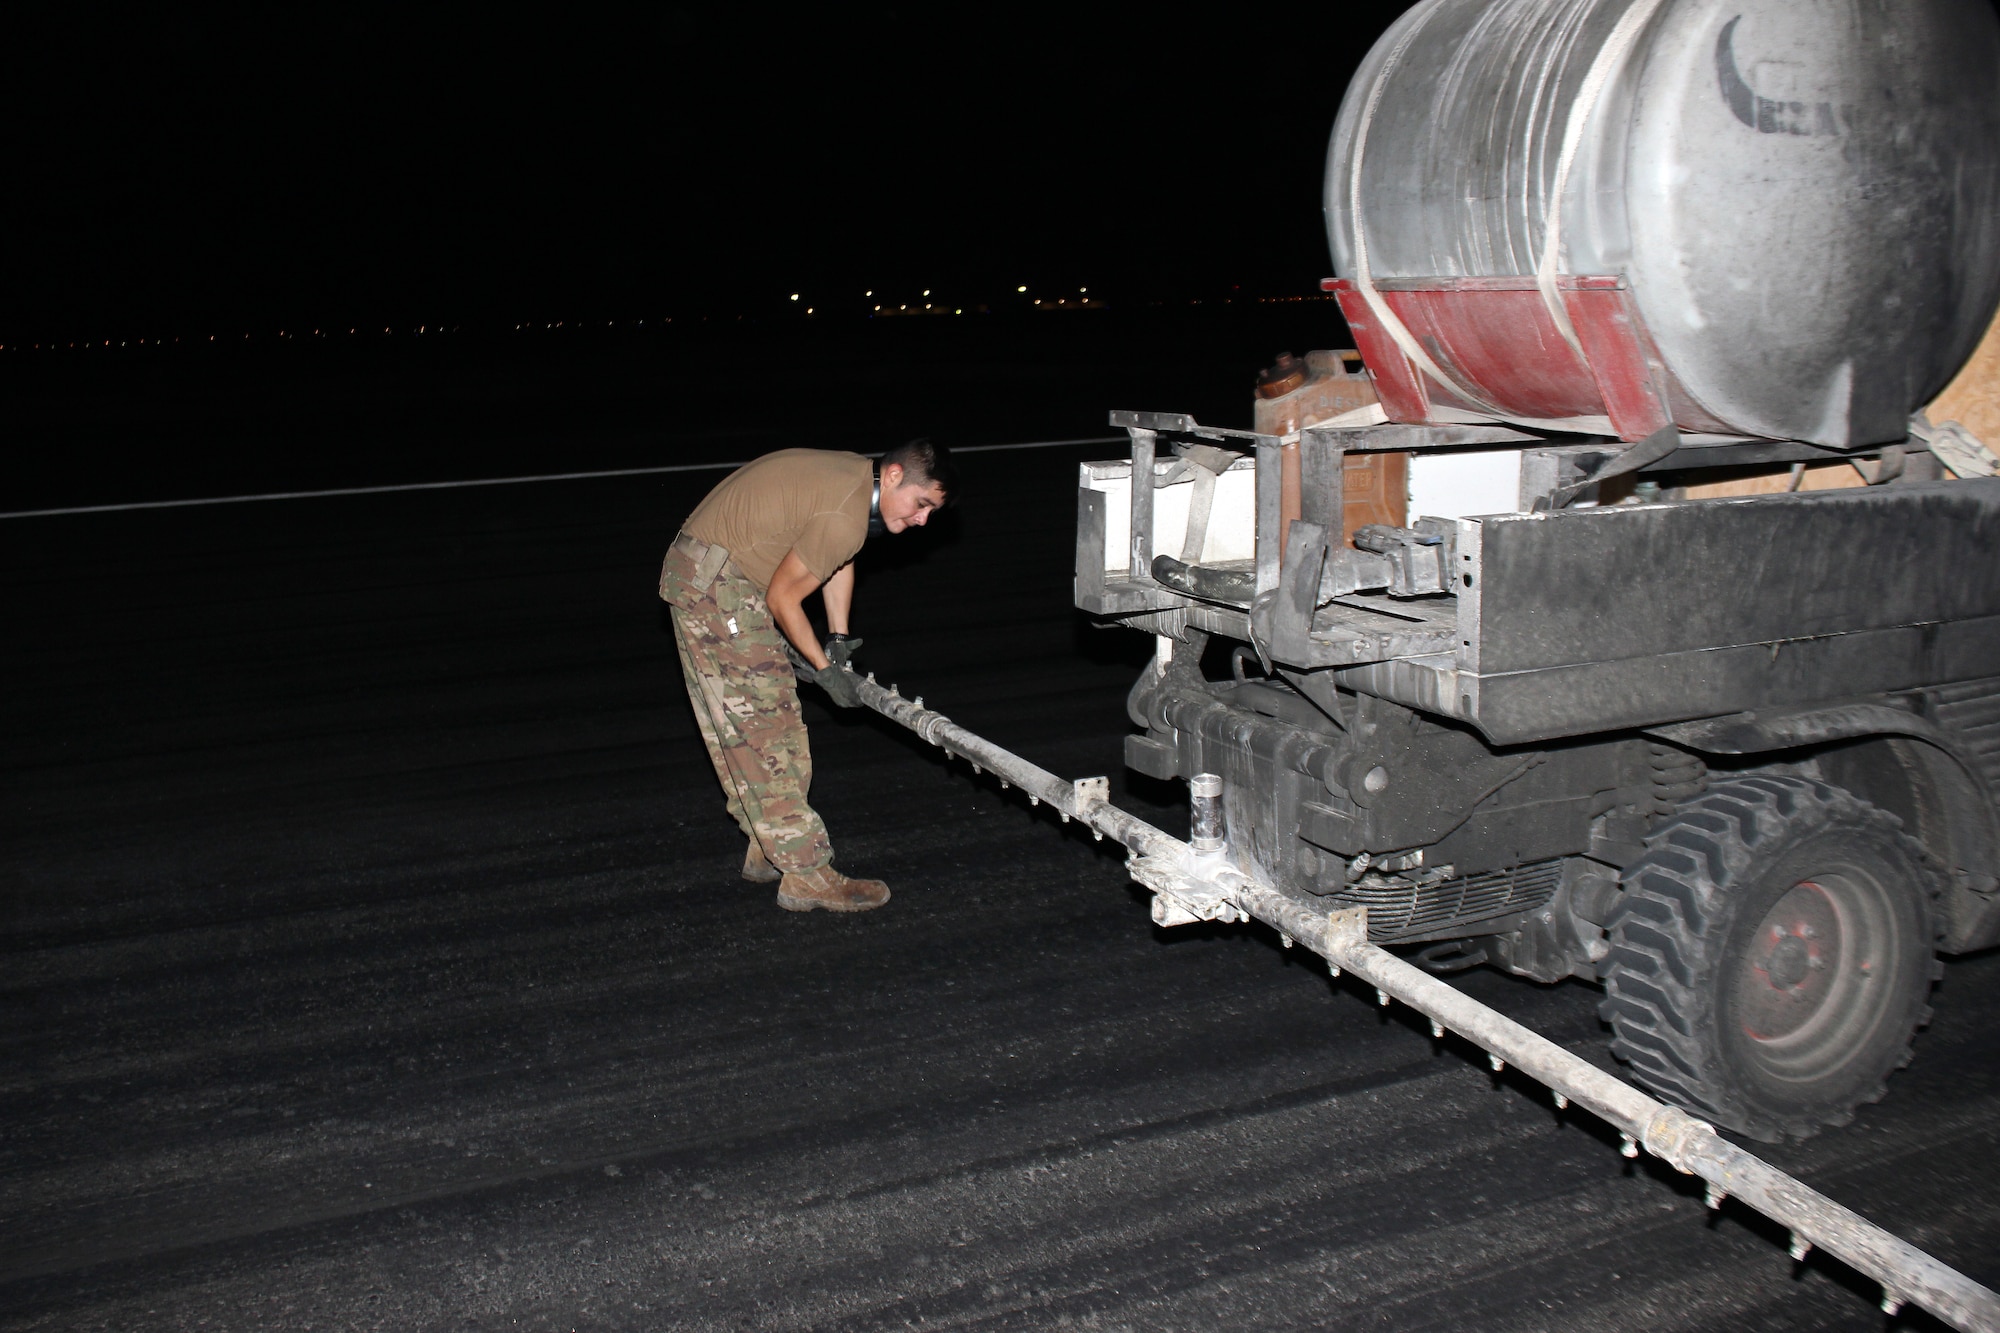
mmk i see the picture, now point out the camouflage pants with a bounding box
[662,541,833,874]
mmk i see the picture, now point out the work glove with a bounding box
[824,633,862,669]
[814,663,864,708]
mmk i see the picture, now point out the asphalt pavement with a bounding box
[4,443,1998,1331]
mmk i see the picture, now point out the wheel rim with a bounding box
[1729,868,1903,1083]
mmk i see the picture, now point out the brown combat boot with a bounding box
[776,862,891,913]
[741,841,781,884]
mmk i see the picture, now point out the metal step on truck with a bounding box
[1073,0,2000,1147]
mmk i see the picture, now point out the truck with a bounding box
[1072,0,2000,1145]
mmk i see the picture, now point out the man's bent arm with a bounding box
[821,562,854,637]
[767,549,832,671]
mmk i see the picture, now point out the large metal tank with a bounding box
[1323,0,2000,447]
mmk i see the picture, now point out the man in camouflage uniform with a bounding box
[659,440,954,912]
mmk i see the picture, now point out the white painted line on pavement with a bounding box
[0,436,1126,520]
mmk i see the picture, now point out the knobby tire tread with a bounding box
[1598,776,1941,1142]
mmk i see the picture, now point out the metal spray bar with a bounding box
[851,671,2000,1333]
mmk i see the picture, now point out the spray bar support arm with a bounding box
[851,669,2000,1333]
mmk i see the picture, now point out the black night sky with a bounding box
[1,5,1417,340]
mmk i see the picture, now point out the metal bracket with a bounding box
[1542,423,1681,509]
[1072,776,1108,817]
[1130,844,1254,929]
[1325,904,1369,955]
[1166,443,1240,564]
[1110,410,1272,444]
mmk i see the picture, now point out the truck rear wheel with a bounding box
[1598,776,1938,1142]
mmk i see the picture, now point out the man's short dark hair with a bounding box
[881,437,957,503]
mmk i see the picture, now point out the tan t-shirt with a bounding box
[682,449,873,591]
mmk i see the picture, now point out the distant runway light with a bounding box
[1017,285,1027,292]
[789,293,799,301]
[922,290,930,296]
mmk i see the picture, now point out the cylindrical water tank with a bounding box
[1324,0,2000,446]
